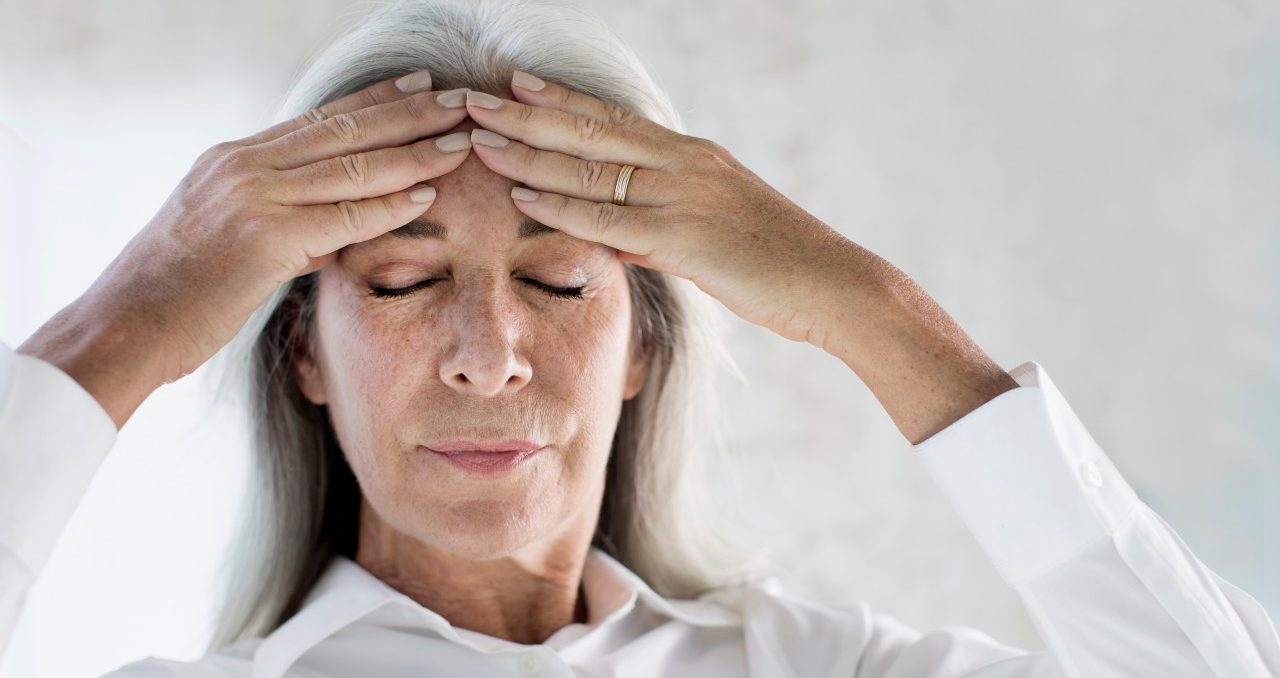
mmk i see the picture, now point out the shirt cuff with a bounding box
[911,360,1142,587]
[0,339,118,574]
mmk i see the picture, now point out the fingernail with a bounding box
[435,131,472,152]
[409,185,437,203]
[471,129,510,148]
[511,187,540,202]
[511,70,546,92]
[436,87,469,108]
[466,91,503,110]
[395,69,433,93]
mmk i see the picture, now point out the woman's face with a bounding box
[294,119,648,560]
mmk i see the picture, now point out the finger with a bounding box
[256,87,471,171]
[464,90,678,170]
[469,129,673,208]
[275,183,442,261]
[268,132,473,206]
[508,70,683,144]
[297,251,338,276]
[233,69,438,147]
[507,187,664,257]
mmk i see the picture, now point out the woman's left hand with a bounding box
[461,70,867,354]
[463,71,1021,445]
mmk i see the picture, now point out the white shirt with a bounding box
[0,338,1276,677]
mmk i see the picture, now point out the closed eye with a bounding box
[367,278,586,300]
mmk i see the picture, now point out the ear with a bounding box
[292,342,328,406]
[622,341,650,402]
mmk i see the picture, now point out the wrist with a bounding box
[16,294,175,431]
[821,244,1018,445]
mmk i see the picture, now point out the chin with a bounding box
[424,497,546,560]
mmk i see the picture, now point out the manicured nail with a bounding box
[436,88,469,108]
[511,187,540,201]
[511,70,546,92]
[466,91,503,109]
[395,69,433,93]
[409,185,437,203]
[435,131,472,152]
[471,129,510,148]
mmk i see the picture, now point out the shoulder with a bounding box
[97,638,261,678]
[697,579,1039,674]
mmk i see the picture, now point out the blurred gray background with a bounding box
[1,0,1277,675]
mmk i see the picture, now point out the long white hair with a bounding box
[200,0,774,655]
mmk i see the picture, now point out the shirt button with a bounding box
[1080,460,1103,488]
[518,652,544,677]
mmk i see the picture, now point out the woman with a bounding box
[2,0,1276,675]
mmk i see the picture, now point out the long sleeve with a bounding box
[0,338,119,662]
[864,359,1280,677]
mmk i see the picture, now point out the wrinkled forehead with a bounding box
[343,117,610,257]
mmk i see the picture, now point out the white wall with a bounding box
[1,0,1276,675]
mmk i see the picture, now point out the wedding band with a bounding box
[613,164,636,206]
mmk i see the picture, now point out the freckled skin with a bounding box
[291,117,649,645]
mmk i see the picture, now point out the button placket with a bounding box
[518,651,544,677]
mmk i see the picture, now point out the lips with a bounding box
[419,440,540,478]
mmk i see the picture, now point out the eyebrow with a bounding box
[385,216,559,240]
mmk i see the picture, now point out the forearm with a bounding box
[16,294,172,432]
[819,241,1019,445]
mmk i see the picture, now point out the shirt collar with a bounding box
[252,546,744,678]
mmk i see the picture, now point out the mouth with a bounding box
[422,444,546,478]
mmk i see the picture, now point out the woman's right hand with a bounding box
[17,71,473,429]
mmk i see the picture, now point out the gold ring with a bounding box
[613,164,636,206]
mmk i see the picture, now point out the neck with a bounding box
[354,495,595,645]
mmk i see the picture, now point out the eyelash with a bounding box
[367,278,587,300]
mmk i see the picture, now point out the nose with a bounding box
[437,283,533,397]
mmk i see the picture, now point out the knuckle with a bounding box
[197,141,241,166]
[515,103,537,125]
[686,135,726,161]
[212,144,258,175]
[606,105,640,127]
[359,87,386,110]
[322,112,364,145]
[333,200,365,235]
[336,152,371,187]
[592,202,621,234]
[578,160,608,194]
[574,115,610,145]
[301,106,329,127]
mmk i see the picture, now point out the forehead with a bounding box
[344,128,602,254]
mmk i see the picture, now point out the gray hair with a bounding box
[199,0,774,655]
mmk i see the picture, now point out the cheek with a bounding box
[540,289,633,375]
[321,282,431,377]
[312,285,434,451]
